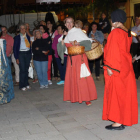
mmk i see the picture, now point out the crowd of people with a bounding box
[0,9,140,130]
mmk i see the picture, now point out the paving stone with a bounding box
[0,73,140,140]
[63,129,101,140]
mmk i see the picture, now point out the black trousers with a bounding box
[52,52,59,77]
[132,43,140,56]
[88,57,101,77]
[132,43,140,79]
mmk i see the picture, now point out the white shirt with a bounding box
[20,34,30,51]
[131,24,140,43]
[30,36,35,42]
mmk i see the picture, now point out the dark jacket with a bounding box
[32,37,51,61]
[13,34,31,59]
[99,18,111,34]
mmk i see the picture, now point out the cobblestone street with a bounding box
[0,74,140,140]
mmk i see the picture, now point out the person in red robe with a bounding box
[102,9,138,130]
[57,17,97,106]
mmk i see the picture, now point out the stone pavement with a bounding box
[0,74,140,140]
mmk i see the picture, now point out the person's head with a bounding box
[15,28,20,36]
[91,22,98,32]
[57,25,64,35]
[25,23,30,30]
[101,13,106,20]
[64,17,74,31]
[39,25,47,34]
[111,9,127,26]
[46,20,53,29]
[19,24,26,35]
[35,30,42,39]
[32,28,38,37]
[83,23,89,33]
[40,20,46,26]
[135,17,140,27]
[1,26,7,36]
[75,20,83,29]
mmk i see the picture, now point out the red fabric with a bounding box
[63,43,97,103]
[102,28,138,126]
[1,34,14,57]
[54,30,58,37]
[47,55,52,80]
[42,33,49,39]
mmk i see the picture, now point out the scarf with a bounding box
[21,33,30,48]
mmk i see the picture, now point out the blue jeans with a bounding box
[19,51,31,89]
[55,57,67,81]
[33,60,48,86]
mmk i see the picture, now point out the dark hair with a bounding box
[90,22,98,27]
[57,24,65,30]
[101,12,107,17]
[46,20,56,33]
[88,22,99,36]
[39,25,49,34]
[1,26,7,30]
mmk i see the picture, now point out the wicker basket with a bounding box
[85,42,103,60]
[67,46,85,56]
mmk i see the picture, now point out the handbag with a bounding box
[28,63,33,79]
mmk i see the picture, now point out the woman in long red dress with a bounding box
[57,17,97,106]
[102,9,138,130]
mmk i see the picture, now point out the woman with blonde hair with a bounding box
[57,17,97,106]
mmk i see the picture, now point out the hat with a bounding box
[111,9,127,23]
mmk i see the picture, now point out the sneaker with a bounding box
[21,87,27,91]
[48,80,52,85]
[32,79,38,83]
[100,65,103,69]
[57,81,64,85]
[14,82,19,86]
[26,86,31,89]
[40,85,45,89]
[96,77,100,81]
[44,85,48,88]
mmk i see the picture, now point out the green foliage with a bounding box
[62,3,94,21]
[93,0,120,18]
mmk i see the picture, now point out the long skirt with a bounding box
[64,54,97,103]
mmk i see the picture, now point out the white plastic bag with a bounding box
[80,63,90,78]
[28,63,33,79]
[64,47,68,54]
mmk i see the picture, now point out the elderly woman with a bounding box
[88,22,104,80]
[13,24,31,91]
[57,17,97,106]
[32,30,51,88]
[102,9,138,130]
